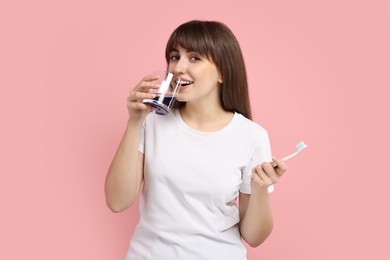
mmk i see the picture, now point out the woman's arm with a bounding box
[104,122,145,213]
[239,158,287,247]
[239,189,273,247]
[104,74,159,213]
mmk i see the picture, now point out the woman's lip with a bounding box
[178,83,192,90]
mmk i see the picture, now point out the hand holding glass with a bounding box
[142,72,182,115]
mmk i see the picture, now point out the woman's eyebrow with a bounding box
[170,47,196,53]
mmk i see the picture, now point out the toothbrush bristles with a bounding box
[281,141,308,162]
[296,141,308,151]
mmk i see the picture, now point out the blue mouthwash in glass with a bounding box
[142,73,178,115]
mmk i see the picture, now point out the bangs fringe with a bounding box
[165,21,215,61]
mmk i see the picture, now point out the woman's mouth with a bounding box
[175,79,193,89]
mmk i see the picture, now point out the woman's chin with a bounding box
[175,95,187,102]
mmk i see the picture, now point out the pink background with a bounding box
[1,0,389,259]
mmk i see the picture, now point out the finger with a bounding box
[272,157,288,176]
[127,101,153,112]
[253,165,273,186]
[261,162,280,184]
[133,82,160,93]
[142,74,161,82]
[128,91,156,102]
[132,74,161,92]
[139,74,162,90]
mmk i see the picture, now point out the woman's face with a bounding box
[167,45,222,104]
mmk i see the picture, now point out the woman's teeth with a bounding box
[176,80,192,86]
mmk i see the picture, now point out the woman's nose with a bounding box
[172,59,187,75]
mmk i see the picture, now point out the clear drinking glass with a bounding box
[142,71,182,115]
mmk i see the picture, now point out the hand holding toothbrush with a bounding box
[251,156,288,194]
[251,141,307,193]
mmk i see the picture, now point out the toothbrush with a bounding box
[168,79,182,108]
[268,141,308,193]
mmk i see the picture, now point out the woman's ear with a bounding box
[218,74,223,84]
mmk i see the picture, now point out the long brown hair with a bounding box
[165,20,252,119]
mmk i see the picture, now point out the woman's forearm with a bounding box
[104,120,144,212]
[240,189,274,247]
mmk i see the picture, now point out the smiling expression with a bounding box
[167,46,223,104]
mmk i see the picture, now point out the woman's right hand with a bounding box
[127,74,160,121]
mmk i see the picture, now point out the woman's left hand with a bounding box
[251,157,288,193]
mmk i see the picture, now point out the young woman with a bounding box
[105,20,287,260]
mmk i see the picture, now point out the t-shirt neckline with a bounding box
[173,109,239,137]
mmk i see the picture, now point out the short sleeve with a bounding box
[239,131,272,194]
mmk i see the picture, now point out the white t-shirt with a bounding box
[125,109,272,260]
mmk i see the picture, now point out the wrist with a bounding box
[127,117,144,129]
[250,185,270,197]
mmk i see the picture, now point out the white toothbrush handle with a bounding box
[268,151,299,193]
[267,185,275,193]
[281,151,298,162]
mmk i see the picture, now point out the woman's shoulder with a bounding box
[233,113,268,137]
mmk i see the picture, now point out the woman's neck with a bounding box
[179,104,234,132]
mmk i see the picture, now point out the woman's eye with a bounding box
[170,55,179,61]
[190,56,201,61]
